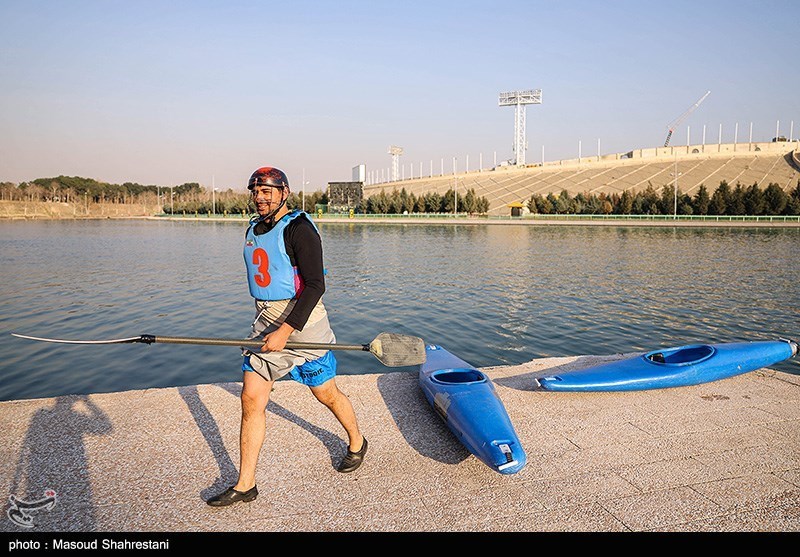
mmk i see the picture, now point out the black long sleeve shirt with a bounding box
[252,212,325,331]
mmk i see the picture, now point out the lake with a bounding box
[0,219,798,402]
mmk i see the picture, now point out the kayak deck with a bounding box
[419,345,527,474]
[538,339,797,392]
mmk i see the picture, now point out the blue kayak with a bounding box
[419,344,526,474]
[538,339,798,392]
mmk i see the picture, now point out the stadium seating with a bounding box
[363,142,799,215]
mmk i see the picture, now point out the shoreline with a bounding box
[153,215,800,228]
[2,201,799,228]
[302,216,800,228]
[5,215,799,228]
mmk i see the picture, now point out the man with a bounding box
[207,166,367,507]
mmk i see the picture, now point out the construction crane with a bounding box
[664,90,711,147]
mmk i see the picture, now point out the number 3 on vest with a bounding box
[252,248,271,287]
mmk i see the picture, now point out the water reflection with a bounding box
[1,220,797,401]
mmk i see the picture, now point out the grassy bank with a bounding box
[0,200,159,219]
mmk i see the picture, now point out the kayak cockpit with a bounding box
[645,344,715,366]
[429,369,486,385]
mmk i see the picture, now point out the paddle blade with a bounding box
[368,333,426,367]
[11,333,145,345]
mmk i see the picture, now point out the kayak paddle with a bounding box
[10,331,427,368]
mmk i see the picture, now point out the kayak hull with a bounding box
[538,339,797,392]
[419,345,526,474]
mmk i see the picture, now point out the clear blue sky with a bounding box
[1,0,797,192]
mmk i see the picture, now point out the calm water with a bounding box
[1,220,798,402]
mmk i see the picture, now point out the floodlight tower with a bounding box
[499,89,542,166]
[389,145,403,181]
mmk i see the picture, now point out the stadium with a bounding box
[358,140,799,217]
[338,90,800,217]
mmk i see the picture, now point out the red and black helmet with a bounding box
[248,167,289,190]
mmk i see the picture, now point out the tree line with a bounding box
[0,175,488,215]
[2,175,799,216]
[0,176,208,205]
[354,187,490,214]
[0,175,328,215]
[526,180,800,216]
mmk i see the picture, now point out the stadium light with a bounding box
[389,146,403,182]
[499,89,542,166]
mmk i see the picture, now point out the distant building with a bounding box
[352,164,366,183]
[328,181,363,213]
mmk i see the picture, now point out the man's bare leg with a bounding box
[310,378,363,452]
[234,371,273,491]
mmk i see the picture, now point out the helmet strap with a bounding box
[257,187,289,228]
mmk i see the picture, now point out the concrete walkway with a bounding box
[1,353,799,533]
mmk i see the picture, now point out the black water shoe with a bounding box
[206,485,258,507]
[337,437,368,473]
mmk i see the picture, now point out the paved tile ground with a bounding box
[1,353,798,536]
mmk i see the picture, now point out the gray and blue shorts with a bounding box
[242,300,338,387]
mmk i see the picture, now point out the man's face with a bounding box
[251,185,285,216]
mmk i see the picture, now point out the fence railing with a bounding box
[489,213,800,222]
[155,211,800,223]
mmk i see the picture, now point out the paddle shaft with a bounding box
[144,335,369,352]
[11,331,427,366]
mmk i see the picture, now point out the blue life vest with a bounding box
[243,210,320,300]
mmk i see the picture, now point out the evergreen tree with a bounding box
[582,193,602,214]
[537,194,554,214]
[388,189,402,213]
[641,185,660,214]
[400,188,414,213]
[609,192,621,213]
[693,184,710,215]
[545,192,559,213]
[442,188,456,213]
[617,190,633,214]
[743,183,765,215]
[631,192,645,214]
[462,188,477,214]
[677,193,694,215]
[660,184,676,215]
[763,183,788,215]
[368,190,391,213]
[555,190,571,214]
[425,192,442,213]
[729,183,746,215]
[709,181,731,215]
[573,192,587,214]
[527,194,540,213]
[598,193,613,215]
[786,181,800,215]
